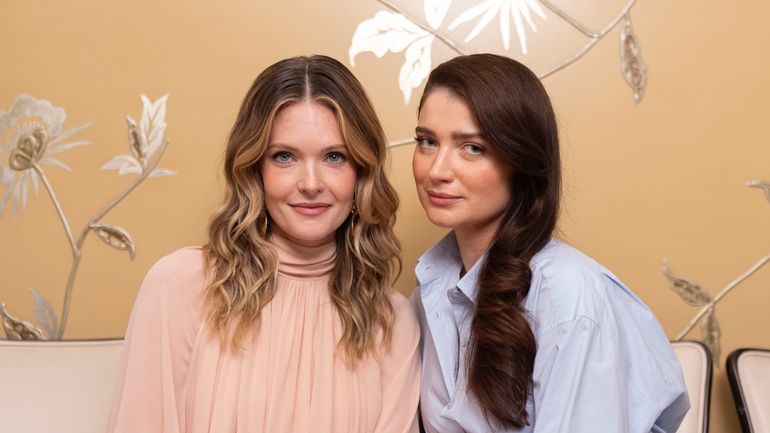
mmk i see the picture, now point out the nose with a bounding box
[297,162,324,194]
[427,147,454,183]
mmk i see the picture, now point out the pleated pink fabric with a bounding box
[108,235,420,433]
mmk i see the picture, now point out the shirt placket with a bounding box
[448,286,472,383]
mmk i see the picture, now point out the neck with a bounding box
[269,230,336,279]
[454,218,502,272]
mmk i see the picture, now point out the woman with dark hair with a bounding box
[412,53,689,433]
[108,55,420,432]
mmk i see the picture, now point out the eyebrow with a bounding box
[267,143,347,152]
[415,126,485,141]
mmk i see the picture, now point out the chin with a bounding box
[425,212,457,229]
[283,227,336,244]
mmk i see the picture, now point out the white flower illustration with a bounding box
[101,94,176,177]
[0,95,91,216]
[424,0,453,30]
[352,1,646,112]
[449,0,547,54]
[350,9,445,104]
[349,0,548,103]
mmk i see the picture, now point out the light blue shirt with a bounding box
[414,232,690,433]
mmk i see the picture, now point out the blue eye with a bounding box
[463,144,484,155]
[326,151,347,164]
[272,151,294,164]
[414,136,436,148]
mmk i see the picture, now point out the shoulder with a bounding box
[147,246,206,277]
[144,247,206,286]
[530,239,609,287]
[527,241,688,425]
[526,240,645,340]
[123,248,206,369]
[136,246,207,308]
[386,290,421,345]
[389,291,420,330]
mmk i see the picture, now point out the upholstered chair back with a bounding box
[0,339,124,433]
[728,348,770,433]
[672,340,712,433]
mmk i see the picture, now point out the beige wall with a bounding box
[2,1,769,431]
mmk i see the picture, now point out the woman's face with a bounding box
[261,100,356,247]
[413,87,512,238]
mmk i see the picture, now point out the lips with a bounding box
[426,190,462,206]
[290,202,332,216]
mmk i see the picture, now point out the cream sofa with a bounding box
[0,339,124,433]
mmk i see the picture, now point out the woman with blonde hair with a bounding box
[108,55,420,433]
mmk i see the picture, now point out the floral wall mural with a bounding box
[349,0,645,118]
[1,1,768,430]
[0,94,175,340]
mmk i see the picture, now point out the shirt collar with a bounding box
[456,254,484,304]
[416,230,485,305]
[416,231,461,286]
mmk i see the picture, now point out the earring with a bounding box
[257,212,269,237]
[348,200,359,234]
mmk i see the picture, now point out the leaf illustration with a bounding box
[700,308,721,364]
[28,288,58,339]
[619,15,647,104]
[149,168,178,177]
[453,0,500,42]
[513,0,546,54]
[399,35,434,104]
[0,303,45,340]
[126,116,145,162]
[100,154,142,175]
[746,179,770,204]
[500,0,511,50]
[425,0,452,30]
[662,258,711,306]
[140,94,168,157]
[90,223,136,260]
[449,0,545,53]
[349,11,430,66]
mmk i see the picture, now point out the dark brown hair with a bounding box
[418,54,561,428]
[204,55,401,360]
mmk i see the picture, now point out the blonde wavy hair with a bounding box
[203,55,401,360]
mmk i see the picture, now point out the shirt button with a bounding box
[448,289,462,303]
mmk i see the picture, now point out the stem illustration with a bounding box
[674,254,770,341]
[56,139,170,339]
[32,164,77,256]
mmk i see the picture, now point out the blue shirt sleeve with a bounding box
[525,242,690,433]
[530,293,689,433]
[532,315,638,432]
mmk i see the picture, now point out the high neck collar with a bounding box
[269,232,336,280]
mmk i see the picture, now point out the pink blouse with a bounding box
[108,235,420,433]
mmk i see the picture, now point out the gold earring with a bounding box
[348,202,359,234]
[257,212,269,237]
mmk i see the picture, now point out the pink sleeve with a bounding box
[374,293,422,433]
[107,250,203,433]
